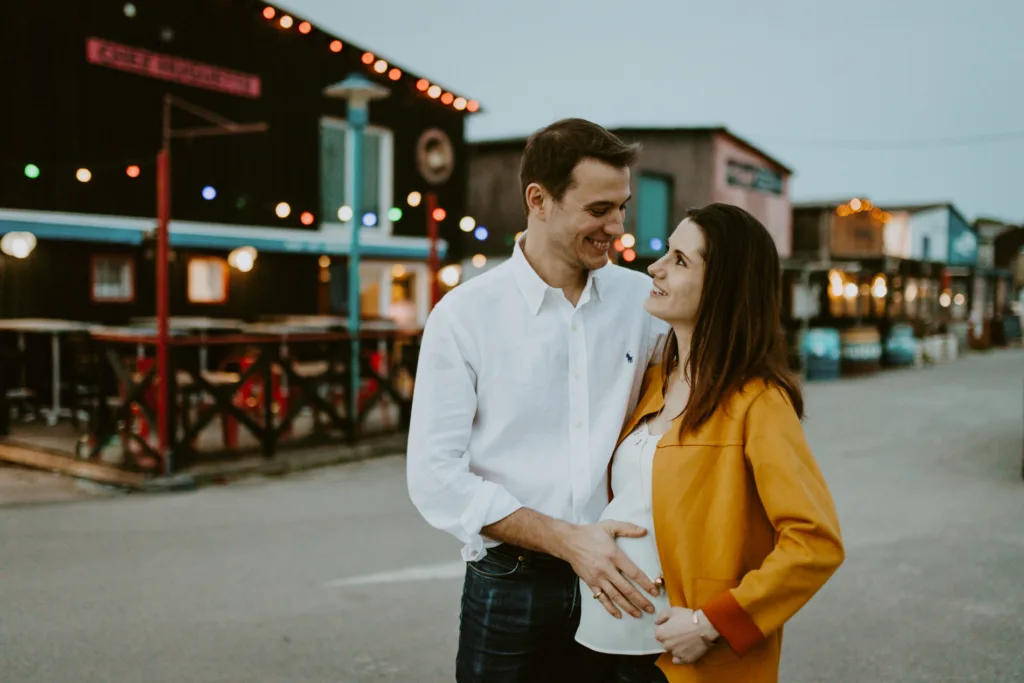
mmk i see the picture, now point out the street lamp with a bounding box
[323,74,389,432]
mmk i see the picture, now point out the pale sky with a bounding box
[280,0,1024,223]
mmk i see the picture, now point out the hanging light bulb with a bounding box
[871,274,888,299]
[1,232,38,259]
[439,265,461,287]
[228,246,258,273]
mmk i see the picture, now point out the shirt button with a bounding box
[571,324,578,332]
[574,422,583,429]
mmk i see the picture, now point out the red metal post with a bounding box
[426,191,440,307]
[156,148,171,464]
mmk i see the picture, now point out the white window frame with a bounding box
[320,117,394,236]
[187,256,229,304]
[91,255,135,303]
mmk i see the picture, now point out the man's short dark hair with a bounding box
[519,118,640,214]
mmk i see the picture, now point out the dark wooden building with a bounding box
[0,0,483,326]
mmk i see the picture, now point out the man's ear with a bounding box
[524,183,548,219]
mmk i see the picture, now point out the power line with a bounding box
[749,129,1024,150]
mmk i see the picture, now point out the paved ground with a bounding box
[2,350,1023,683]
[0,465,123,507]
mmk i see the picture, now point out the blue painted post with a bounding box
[323,73,388,436]
[348,103,367,433]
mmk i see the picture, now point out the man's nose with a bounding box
[603,217,625,237]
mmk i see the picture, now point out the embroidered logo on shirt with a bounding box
[625,352,634,364]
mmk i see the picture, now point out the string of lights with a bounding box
[258,3,480,114]
[4,158,490,243]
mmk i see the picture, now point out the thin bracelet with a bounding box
[693,611,719,643]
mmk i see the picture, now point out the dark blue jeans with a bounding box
[456,544,668,682]
[456,543,611,682]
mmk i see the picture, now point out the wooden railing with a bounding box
[78,329,420,475]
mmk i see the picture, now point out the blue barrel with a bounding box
[840,326,882,375]
[884,324,917,367]
[799,328,841,381]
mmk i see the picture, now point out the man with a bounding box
[407,118,668,682]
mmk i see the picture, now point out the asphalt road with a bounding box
[2,350,1023,683]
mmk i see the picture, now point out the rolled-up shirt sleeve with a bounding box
[406,302,523,561]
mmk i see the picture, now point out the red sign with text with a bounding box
[86,37,261,99]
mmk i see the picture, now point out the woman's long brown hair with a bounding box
[662,203,803,435]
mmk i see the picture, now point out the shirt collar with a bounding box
[511,232,603,316]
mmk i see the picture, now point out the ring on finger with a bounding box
[592,590,604,599]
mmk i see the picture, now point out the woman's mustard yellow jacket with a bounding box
[616,366,845,683]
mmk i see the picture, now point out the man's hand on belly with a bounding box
[557,520,661,620]
[482,510,662,619]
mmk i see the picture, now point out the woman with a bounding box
[574,203,845,683]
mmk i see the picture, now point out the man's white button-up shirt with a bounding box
[407,238,667,561]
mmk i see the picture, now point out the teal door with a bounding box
[636,174,671,258]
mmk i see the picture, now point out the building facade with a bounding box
[0,0,481,326]
[464,126,792,282]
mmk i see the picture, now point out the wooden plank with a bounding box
[0,442,145,489]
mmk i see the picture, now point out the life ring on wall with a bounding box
[416,128,455,185]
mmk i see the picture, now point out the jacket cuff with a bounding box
[701,589,765,656]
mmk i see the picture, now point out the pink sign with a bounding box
[86,37,261,99]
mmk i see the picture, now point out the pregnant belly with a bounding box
[614,532,664,582]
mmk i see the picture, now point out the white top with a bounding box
[575,421,671,654]
[406,235,667,561]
